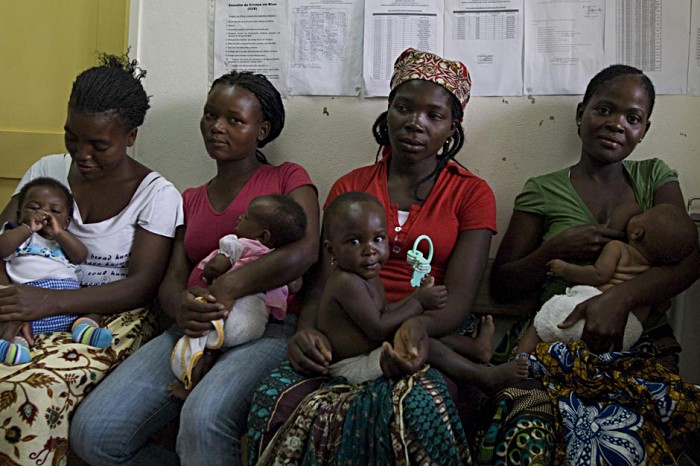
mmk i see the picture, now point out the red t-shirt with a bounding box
[325,155,496,303]
[183,162,315,299]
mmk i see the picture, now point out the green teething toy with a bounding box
[407,235,433,287]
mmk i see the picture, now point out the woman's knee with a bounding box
[70,403,123,465]
[179,384,248,435]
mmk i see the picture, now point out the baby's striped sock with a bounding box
[72,318,113,349]
[0,337,31,365]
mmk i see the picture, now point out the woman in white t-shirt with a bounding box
[0,54,183,465]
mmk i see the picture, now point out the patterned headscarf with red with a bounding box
[389,48,472,111]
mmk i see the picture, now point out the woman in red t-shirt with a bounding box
[247,48,506,465]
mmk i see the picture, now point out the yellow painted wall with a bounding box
[0,0,129,205]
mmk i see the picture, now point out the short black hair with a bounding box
[17,177,74,217]
[323,191,384,240]
[210,70,285,163]
[250,194,306,248]
[69,52,150,131]
[581,64,656,118]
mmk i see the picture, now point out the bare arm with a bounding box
[0,195,87,263]
[53,229,88,264]
[409,229,492,337]
[0,226,174,321]
[156,226,229,336]
[287,276,303,295]
[491,210,624,302]
[0,262,9,286]
[548,241,623,286]
[381,229,492,376]
[0,224,32,258]
[158,185,319,338]
[609,181,700,305]
[330,273,422,340]
[296,233,332,331]
[206,185,320,309]
[286,227,334,375]
[563,181,700,353]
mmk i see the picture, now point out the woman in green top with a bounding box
[478,65,700,465]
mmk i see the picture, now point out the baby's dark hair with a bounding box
[636,204,697,265]
[323,191,385,240]
[250,194,306,248]
[69,52,150,131]
[17,177,74,217]
[210,70,285,163]
[372,83,465,201]
[582,64,656,118]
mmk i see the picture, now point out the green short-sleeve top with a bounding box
[514,158,678,302]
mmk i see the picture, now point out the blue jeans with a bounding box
[70,315,296,466]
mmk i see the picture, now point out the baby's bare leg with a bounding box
[439,315,495,363]
[429,338,528,393]
[515,326,541,355]
[168,350,219,400]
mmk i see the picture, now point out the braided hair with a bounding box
[581,64,655,118]
[371,84,466,201]
[210,71,285,164]
[69,53,150,131]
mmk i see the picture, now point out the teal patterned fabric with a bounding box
[248,361,470,465]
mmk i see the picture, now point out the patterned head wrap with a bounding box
[390,48,471,110]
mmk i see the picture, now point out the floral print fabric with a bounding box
[529,341,700,465]
[0,308,156,465]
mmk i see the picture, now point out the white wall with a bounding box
[131,0,700,382]
[131,0,700,257]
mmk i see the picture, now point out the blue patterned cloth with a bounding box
[26,278,80,334]
[527,341,700,465]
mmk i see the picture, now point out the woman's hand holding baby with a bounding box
[559,290,629,353]
[547,224,623,261]
[174,287,228,338]
[0,285,53,322]
[287,328,332,376]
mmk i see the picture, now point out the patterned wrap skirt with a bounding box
[475,318,695,466]
[0,307,156,465]
[248,361,472,465]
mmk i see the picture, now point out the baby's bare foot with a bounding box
[429,338,528,393]
[472,315,495,363]
[167,380,190,400]
[475,358,529,393]
[438,316,494,362]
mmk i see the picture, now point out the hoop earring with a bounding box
[439,137,451,156]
